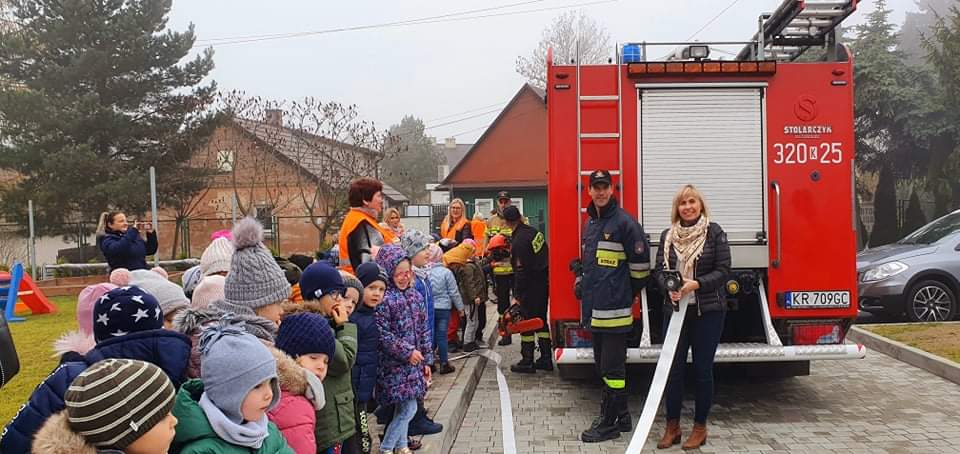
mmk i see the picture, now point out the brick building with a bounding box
[154,112,407,259]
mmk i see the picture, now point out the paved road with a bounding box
[453,337,960,453]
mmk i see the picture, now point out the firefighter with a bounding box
[579,169,652,443]
[501,205,551,374]
[486,191,516,345]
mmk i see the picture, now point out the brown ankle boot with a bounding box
[657,419,681,449]
[682,423,707,450]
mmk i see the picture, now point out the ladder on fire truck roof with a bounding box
[736,0,858,61]
[575,41,624,249]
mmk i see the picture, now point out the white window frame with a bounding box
[474,198,494,218]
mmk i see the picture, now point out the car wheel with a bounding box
[905,280,957,323]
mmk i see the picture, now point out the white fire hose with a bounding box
[625,294,691,453]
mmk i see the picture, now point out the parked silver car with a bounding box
[857,210,960,322]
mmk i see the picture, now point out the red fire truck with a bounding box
[548,0,866,377]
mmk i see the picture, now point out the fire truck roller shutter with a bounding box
[637,85,768,268]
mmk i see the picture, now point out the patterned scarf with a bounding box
[663,215,710,279]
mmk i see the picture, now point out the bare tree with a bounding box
[0,227,27,271]
[283,99,401,248]
[516,10,612,88]
[214,92,301,222]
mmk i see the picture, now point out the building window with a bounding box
[510,198,524,215]
[474,199,493,218]
[216,150,235,172]
[254,204,275,237]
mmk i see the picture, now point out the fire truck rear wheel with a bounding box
[905,280,957,323]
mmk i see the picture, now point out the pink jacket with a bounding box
[267,348,317,454]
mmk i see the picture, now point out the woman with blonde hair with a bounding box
[440,198,473,243]
[653,184,731,450]
[381,207,405,238]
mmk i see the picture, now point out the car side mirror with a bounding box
[955,243,960,252]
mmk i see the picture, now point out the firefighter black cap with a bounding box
[497,190,511,201]
[502,205,522,222]
[589,169,613,187]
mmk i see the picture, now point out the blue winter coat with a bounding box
[97,227,158,271]
[349,304,379,404]
[427,265,464,311]
[0,329,191,453]
[413,274,435,346]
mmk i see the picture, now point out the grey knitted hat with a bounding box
[222,218,291,312]
[401,229,433,259]
[129,269,190,318]
[201,237,234,276]
[65,359,175,450]
[199,315,280,424]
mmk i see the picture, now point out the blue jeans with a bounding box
[380,399,417,451]
[434,309,451,363]
[662,308,725,424]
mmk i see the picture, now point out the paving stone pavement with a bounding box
[452,337,960,453]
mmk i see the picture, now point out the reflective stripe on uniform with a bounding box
[593,307,633,319]
[597,241,624,251]
[629,262,651,279]
[630,270,651,279]
[536,332,551,339]
[592,307,633,329]
[596,250,627,261]
[493,265,513,275]
[603,377,626,389]
[521,334,536,342]
[592,316,633,328]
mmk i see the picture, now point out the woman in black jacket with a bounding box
[653,184,731,450]
[96,211,158,271]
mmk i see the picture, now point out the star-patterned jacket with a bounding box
[0,328,191,453]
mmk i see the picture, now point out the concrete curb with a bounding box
[847,325,960,386]
[421,306,501,454]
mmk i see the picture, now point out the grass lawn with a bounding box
[2,295,78,426]
[864,323,960,363]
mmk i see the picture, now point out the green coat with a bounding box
[315,321,359,450]
[170,379,294,454]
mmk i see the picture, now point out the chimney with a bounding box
[444,137,456,149]
[264,109,283,127]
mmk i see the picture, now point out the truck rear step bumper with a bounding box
[554,342,866,364]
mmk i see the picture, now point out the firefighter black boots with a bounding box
[510,339,536,374]
[581,389,621,442]
[534,336,554,371]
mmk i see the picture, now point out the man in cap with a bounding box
[501,205,551,374]
[486,191,517,345]
[578,169,652,443]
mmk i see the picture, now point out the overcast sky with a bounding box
[167,0,920,144]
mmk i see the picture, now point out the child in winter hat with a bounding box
[269,314,335,454]
[299,262,358,451]
[32,359,178,454]
[349,262,388,452]
[220,217,291,325]
[191,274,226,310]
[53,282,117,358]
[339,271,363,315]
[129,269,191,328]
[170,316,291,453]
[181,265,203,299]
[400,229,436,352]
[201,237,234,277]
[400,229,432,262]
[93,286,164,343]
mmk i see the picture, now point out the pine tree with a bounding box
[901,191,928,237]
[871,164,901,247]
[0,0,217,235]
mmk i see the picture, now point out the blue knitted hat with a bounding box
[275,313,336,359]
[93,286,163,343]
[199,315,280,423]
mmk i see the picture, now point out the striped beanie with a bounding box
[64,359,175,450]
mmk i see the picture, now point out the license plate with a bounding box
[785,291,851,309]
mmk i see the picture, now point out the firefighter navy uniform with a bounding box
[579,171,652,443]
[501,206,552,374]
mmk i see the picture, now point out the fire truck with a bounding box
[548,0,867,377]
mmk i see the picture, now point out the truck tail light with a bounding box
[560,322,593,348]
[790,322,845,345]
